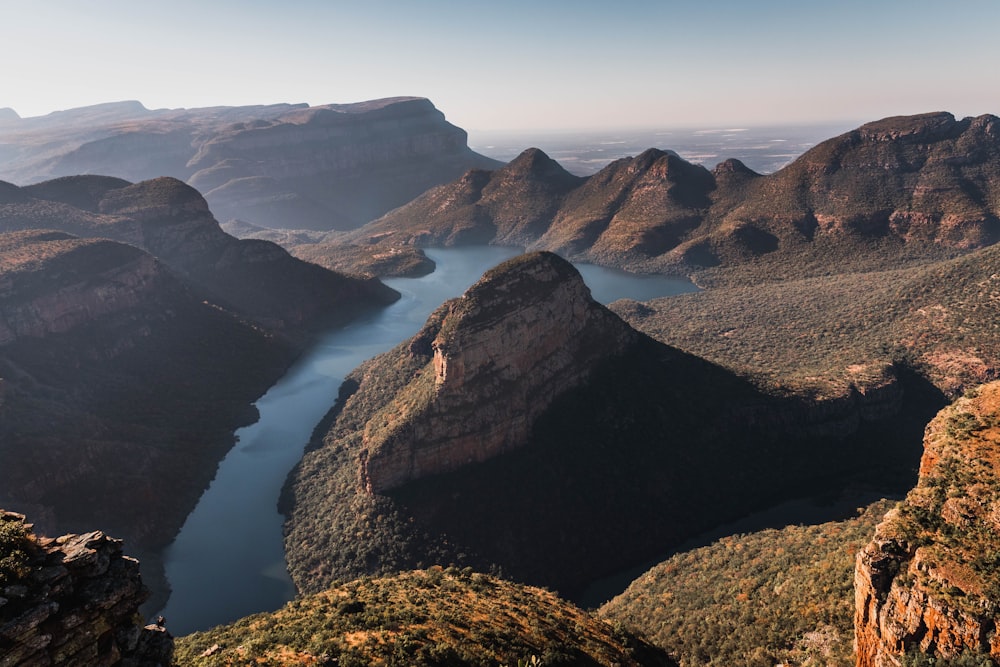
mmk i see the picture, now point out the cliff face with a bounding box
[0,511,172,667]
[283,252,930,599]
[855,381,1000,666]
[359,252,638,493]
[0,97,501,230]
[334,112,1000,281]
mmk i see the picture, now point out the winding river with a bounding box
[156,246,699,635]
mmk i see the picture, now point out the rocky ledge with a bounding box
[0,511,172,667]
[358,251,639,493]
[855,381,1000,666]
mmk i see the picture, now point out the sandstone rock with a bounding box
[358,252,638,493]
[854,381,1000,666]
[0,515,171,666]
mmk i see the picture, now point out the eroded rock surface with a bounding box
[855,381,1000,666]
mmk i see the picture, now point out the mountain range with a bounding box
[0,98,501,231]
[300,112,1000,284]
[3,106,1000,666]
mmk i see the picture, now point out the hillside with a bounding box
[0,98,502,230]
[315,112,1000,282]
[599,499,897,667]
[610,240,1000,399]
[1,175,399,334]
[174,568,675,667]
[282,252,940,603]
[0,230,293,558]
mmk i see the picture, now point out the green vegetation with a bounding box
[599,499,896,667]
[173,568,673,667]
[901,647,998,666]
[0,513,35,587]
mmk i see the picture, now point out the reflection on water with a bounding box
[157,246,696,634]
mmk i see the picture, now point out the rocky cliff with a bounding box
[328,112,1000,283]
[854,381,1000,667]
[0,511,172,666]
[282,252,931,600]
[0,97,502,230]
[358,252,638,493]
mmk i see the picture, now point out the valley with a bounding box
[2,105,1000,667]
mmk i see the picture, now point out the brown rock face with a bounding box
[854,381,1000,666]
[359,252,637,492]
[0,511,172,667]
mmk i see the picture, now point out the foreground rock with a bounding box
[855,381,1000,666]
[0,511,172,666]
[0,97,502,230]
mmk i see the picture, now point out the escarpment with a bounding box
[854,381,1000,667]
[0,97,501,230]
[0,511,172,666]
[359,252,638,493]
[283,252,934,599]
[0,230,290,555]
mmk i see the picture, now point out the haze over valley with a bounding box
[3,2,1000,665]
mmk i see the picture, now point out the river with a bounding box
[156,246,698,634]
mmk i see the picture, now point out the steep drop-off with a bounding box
[0,230,294,553]
[283,252,933,600]
[0,511,172,666]
[0,97,502,230]
[855,382,1000,667]
[326,112,1000,282]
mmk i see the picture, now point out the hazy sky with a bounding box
[2,0,998,133]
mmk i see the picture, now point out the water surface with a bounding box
[158,246,697,634]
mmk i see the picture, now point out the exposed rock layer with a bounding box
[359,252,638,492]
[0,511,172,667]
[855,381,1000,666]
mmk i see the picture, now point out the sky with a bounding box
[2,0,998,134]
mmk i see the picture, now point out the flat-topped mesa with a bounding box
[359,252,639,493]
[854,381,1000,667]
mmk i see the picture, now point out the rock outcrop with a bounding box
[0,511,172,667]
[0,97,502,230]
[282,251,933,599]
[855,381,1000,666]
[358,252,638,493]
[327,112,1000,282]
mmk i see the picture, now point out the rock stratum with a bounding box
[0,97,501,231]
[323,112,1000,283]
[855,381,1000,666]
[0,511,172,666]
[282,252,940,600]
